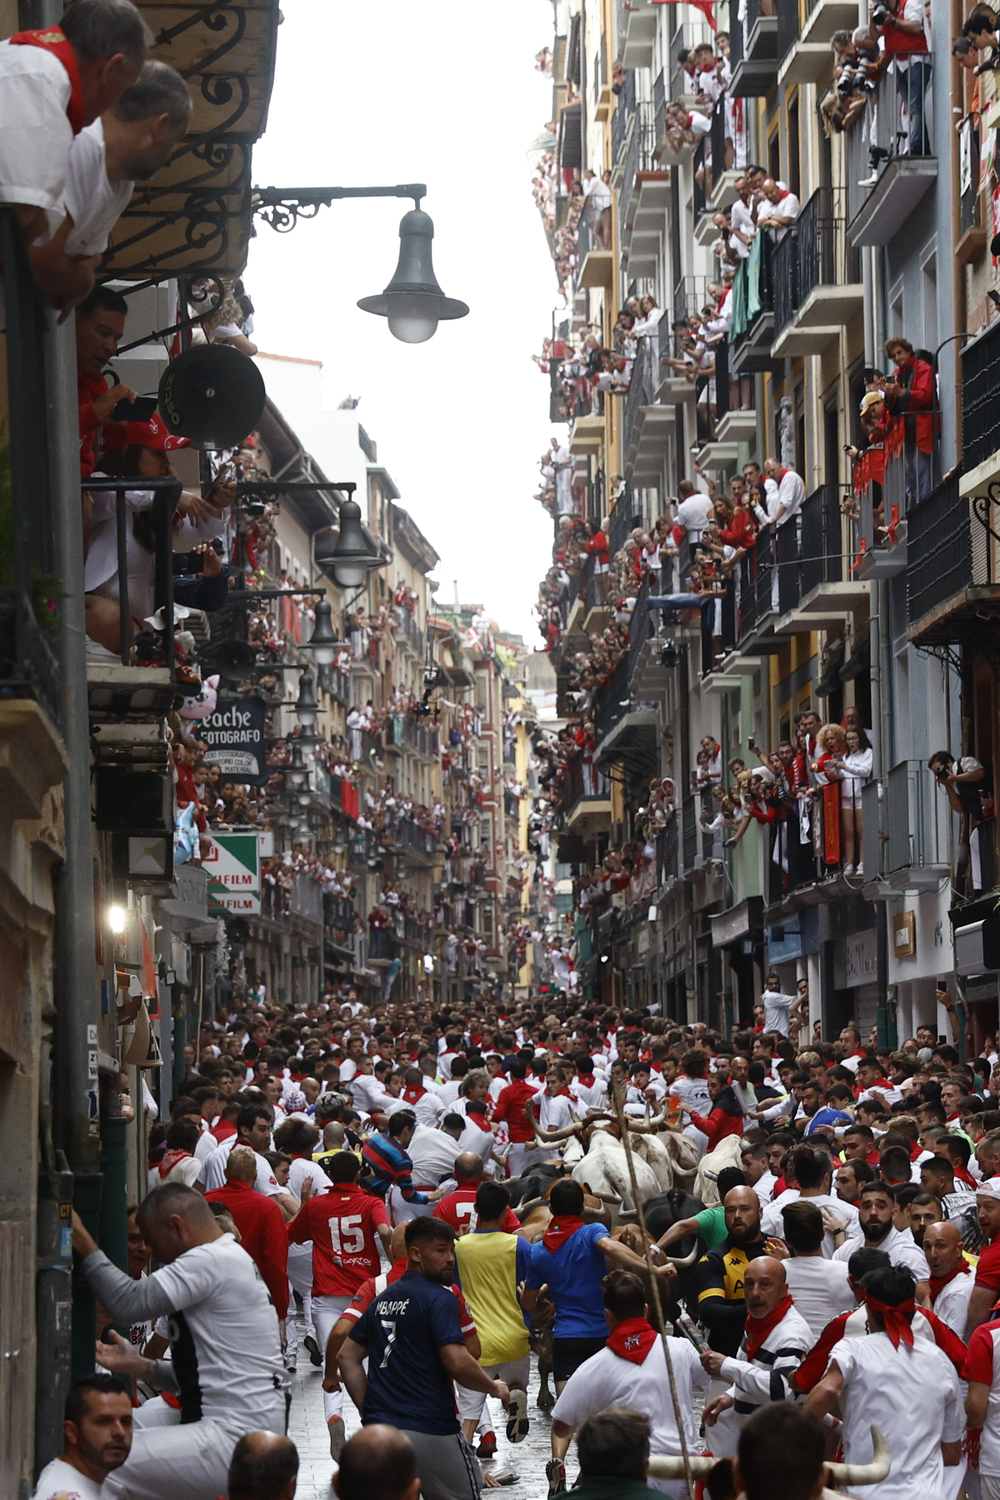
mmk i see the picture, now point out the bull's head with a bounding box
[647,1425,891,1493]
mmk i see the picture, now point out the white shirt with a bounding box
[408,1123,463,1184]
[457,1118,495,1168]
[772,467,807,526]
[551,1336,709,1457]
[32,1457,102,1500]
[197,1136,283,1198]
[931,1269,975,1338]
[731,197,757,239]
[762,989,796,1036]
[62,118,133,256]
[0,41,73,214]
[784,1257,857,1337]
[832,1224,930,1280]
[675,494,714,536]
[719,1304,813,1416]
[287,1156,331,1201]
[762,1190,861,1256]
[194,1128,220,1164]
[751,1168,778,1206]
[82,1234,287,1430]
[756,190,801,241]
[835,1333,962,1500]
[538,1092,576,1131]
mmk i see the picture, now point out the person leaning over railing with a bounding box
[0,0,150,315]
[872,0,932,155]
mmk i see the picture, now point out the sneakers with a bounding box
[843,863,855,877]
[328,1416,346,1461]
[506,1389,529,1444]
[303,1333,323,1368]
[546,1459,567,1497]
[477,1432,497,1458]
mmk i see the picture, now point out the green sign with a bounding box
[205,832,260,915]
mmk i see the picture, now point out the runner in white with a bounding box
[923,1221,975,1337]
[551,1269,709,1497]
[72,1183,288,1500]
[804,1263,963,1500]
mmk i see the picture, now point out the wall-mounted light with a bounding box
[108,904,127,935]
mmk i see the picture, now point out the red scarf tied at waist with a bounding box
[745,1293,794,1359]
[542,1215,586,1254]
[929,1262,972,1300]
[607,1316,658,1366]
[9,28,85,133]
[864,1292,915,1348]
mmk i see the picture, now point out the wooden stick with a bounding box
[611,1079,696,1500]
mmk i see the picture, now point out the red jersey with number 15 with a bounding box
[287,1184,389,1296]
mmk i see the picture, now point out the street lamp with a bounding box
[286,740,308,789]
[316,484,385,589]
[252,183,469,344]
[295,670,319,728]
[357,208,469,344]
[304,598,337,666]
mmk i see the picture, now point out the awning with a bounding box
[102,1,280,277]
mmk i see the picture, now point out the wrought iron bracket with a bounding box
[251,183,428,232]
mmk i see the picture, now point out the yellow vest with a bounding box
[454,1231,530,1367]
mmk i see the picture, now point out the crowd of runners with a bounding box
[36,986,1000,1500]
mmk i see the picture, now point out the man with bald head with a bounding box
[924,1221,975,1337]
[204,1147,289,1328]
[335,1425,420,1500]
[434,1153,522,1235]
[693,1186,769,1357]
[700,1257,813,1458]
[228,1433,298,1500]
[71,1183,287,1500]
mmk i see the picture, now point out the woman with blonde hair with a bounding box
[810,724,848,870]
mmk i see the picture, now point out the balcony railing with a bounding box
[612,68,637,163]
[594,655,630,740]
[673,275,709,323]
[962,320,1000,473]
[621,339,657,461]
[845,61,934,229]
[84,476,182,668]
[800,485,843,597]
[906,470,970,629]
[730,232,774,366]
[608,489,641,557]
[628,577,653,682]
[884,760,945,875]
[772,188,860,342]
[959,114,981,240]
[395,815,438,857]
[0,209,62,729]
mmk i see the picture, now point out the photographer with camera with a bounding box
[823,26,879,133]
[929,750,993,893]
[871,0,931,155]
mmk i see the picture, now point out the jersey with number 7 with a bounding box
[287,1183,390,1295]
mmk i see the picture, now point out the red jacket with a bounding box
[204,1179,289,1317]
[889,354,935,454]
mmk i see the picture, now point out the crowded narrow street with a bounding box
[6,1,1000,1499]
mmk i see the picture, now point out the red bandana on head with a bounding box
[607,1316,658,1365]
[9,28,85,133]
[542,1215,586,1254]
[744,1293,794,1359]
[864,1292,915,1348]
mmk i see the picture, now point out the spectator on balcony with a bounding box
[753,458,806,532]
[583,168,612,250]
[76,283,133,477]
[63,60,190,262]
[929,751,992,890]
[876,0,932,154]
[962,11,1000,75]
[731,177,758,247]
[756,179,801,242]
[878,337,935,506]
[675,481,714,540]
[0,0,150,315]
[809,725,849,871]
[665,102,712,151]
[825,727,873,877]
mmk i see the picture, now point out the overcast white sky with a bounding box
[246,1,558,644]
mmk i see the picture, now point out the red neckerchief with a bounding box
[745,1293,794,1360]
[402,1085,426,1103]
[955,1166,978,1189]
[158,1148,192,1179]
[9,28,85,133]
[910,1141,923,1162]
[865,1292,915,1348]
[607,1316,658,1366]
[929,1262,971,1299]
[542,1215,586,1254]
[577,1073,596,1087]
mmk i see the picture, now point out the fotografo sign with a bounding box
[205,832,260,915]
[200,696,268,785]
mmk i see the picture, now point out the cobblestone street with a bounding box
[288,1344,556,1500]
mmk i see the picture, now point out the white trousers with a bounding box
[506,1143,538,1180]
[103,1405,285,1500]
[313,1292,352,1422]
[285,1243,315,1360]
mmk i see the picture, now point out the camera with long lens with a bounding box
[837,63,860,95]
[871,5,889,24]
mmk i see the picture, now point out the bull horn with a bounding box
[647,1455,716,1480]
[665,1244,700,1268]
[826,1427,891,1487]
